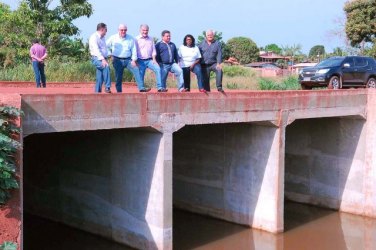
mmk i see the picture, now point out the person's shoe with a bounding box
[105,88,111,93]
[158,88,168,92]
[185,88,190,92]
[179,88,187,92]
[217,87,224,92]
[199,89,207,93]
[140,88,151,92]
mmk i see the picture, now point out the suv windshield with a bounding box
[316,57,344,67]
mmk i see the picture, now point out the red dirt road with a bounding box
[0,191,21,246]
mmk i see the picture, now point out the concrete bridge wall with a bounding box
[173,123,283,232]
[24,128,171,250]
[2,88,376,249]
[285,117,366,214]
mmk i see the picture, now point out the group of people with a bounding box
[89,23,224,93]
[29,23,224,93]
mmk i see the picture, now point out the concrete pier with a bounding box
[1,84,376,249]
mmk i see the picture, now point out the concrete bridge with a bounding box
[1,84,376,249]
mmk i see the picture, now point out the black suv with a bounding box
[299,56,376,89]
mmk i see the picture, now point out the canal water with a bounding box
[24,201,376,250]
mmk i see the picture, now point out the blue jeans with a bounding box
[160,63,184,90]
[138,59,162,90]
[32,61,46,88]
[91,57,111,93]
[113,57,145,92]
[182,64,204,90]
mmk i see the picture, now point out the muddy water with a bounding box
[24,201,376,250]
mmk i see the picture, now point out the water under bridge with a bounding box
[1,83,376,249]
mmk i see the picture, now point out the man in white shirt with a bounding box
[107,24,150,92]
[89,23,111,93]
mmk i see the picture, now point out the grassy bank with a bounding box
[0,60,300,90]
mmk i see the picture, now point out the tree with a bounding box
[264,43,282,55]
[0,0,93,66]
[225,37,259,64]
[281,44,303,64]
[0,2,36,65]
[364,40,376,58]
[309,45,326,60]
[344,0,376,47]
[327,47,347,57]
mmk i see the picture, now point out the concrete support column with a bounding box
[109,129,173,250]
[365,90,376,217]
[173,122,285,233]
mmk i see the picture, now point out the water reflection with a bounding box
[24,202,376,250]
[24,214,134,250]
[174,201,376,250]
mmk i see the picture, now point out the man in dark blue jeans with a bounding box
[30,39,47,88]
[198,29,224,92]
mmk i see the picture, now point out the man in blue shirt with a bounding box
[107,24,151,92]
[155,30,185,92]
[199,29,224,92]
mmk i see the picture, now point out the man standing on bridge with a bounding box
[136,24,164,92]
[199,29,224,92]
[107,24,151,93]
[89,23,112,93]
[30,39,48,88]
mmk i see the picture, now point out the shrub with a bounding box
[223,65,249,77]
[0,242,17,250]
[258,76,300,90]
[226,82,238,89]
[0,106,22,204]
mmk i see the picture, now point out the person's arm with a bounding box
[173,44,179,64]
[155,42,161,64]
[89,34,105,60]
[30,47,37,60]
[41,50,47,61]
[216,42,223,69]
[151,39,158,64]
[131,38,138,67]
[177,46,183,66]
[105,36,113,58]
[190,47,201,70]
[198,42,205,64]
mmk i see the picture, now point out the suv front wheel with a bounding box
[367,77,376,88]
[328,76,340,89]
[301,84,312,90]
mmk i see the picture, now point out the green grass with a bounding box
[0,60,133,82]
[258,75,300,90]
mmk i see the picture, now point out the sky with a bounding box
[2,0,349,54]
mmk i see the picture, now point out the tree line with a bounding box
[0,0,375,69]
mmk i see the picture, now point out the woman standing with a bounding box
[178,35,206,92]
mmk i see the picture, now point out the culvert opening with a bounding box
[23,127,161,250]
[284,116,366,231]
[172,122,278,248]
